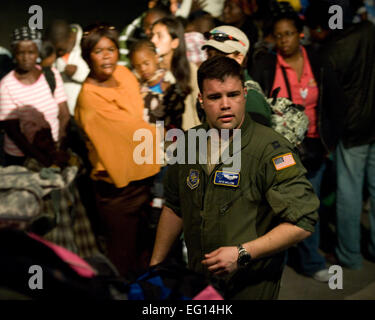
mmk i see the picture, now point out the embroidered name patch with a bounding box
[214,171,240,187]
[272,153,296,171]
[187,169,200,189]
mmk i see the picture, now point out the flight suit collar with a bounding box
[197,113,254,175]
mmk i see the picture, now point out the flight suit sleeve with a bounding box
[163,163,181,217]
[261,142,320,233]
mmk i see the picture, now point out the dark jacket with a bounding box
[321,21,375,148]
[250,46,346,153]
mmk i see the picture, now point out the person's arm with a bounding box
[69,59,90,83]
[203,141,319,276]
[202,222,310,276]
[150,205,183,266]
[52,67,70,143]
[57,101,70,142]
[118,14,144,66]
[64,64,78,78]
[150,159,182,266]
[174,0,193,17]
[65,28,90,82]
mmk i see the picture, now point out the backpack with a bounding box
[0,162,99,259]
[127,262,223,300]
[245,80,309,147]
[0,165,77,223]
[0,229,127,300]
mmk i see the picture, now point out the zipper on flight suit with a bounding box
[201,162,222,211]
[200,171,206,211]
[200,162,223,257]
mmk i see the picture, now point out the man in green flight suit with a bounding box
[150,56,319,300]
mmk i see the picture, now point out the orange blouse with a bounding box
[75,65,160,188]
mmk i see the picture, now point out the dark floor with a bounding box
[279,209,375,300]
[279,255,375,300]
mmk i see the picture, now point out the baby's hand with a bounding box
[65,64,77,77]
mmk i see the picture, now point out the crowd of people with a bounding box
[0,0,375,299]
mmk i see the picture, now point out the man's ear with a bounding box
[198,93,203,107]
[236,53,245,66]
[244,86,248,98]
[228,52,245,65]
[171,38,179,50]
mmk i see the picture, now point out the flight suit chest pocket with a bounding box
[218,179,260,216]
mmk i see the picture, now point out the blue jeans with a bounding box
[293,161,327,276]
[335,141,375,268]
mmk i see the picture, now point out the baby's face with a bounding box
[131,48,159,82]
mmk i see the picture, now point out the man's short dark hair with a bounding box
[197,56,244,93]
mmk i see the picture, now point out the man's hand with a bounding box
[201,246,238,276]
[64,64,77,77]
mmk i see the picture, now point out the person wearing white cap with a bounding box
[202,25,271,126]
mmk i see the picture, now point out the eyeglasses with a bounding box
[273,31,297,40]
[204,31,246,47]
[83,25,116,37]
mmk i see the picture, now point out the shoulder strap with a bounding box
[42,67,56,94]
[280,66,292,101]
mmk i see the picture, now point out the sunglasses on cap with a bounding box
[204,31,246,47]
[83,24,116,37]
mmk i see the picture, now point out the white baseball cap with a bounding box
[202,25,250,56]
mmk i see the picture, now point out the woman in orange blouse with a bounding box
[75,24,160,278]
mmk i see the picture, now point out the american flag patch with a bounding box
[272,153,296,171]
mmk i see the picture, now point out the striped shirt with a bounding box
[0,67,67,156]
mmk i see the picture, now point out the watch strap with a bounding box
[237,244,247,254]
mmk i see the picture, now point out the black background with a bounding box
[0,0,149,50]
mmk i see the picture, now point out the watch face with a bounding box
[238,252,251,267]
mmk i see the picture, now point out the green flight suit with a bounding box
[163,113,319,299]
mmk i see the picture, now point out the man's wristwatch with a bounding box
[237,244,252,268]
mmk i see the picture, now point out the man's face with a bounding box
[199,75,246,131]
[55,32,75,57]
[143,12,163,38]
[223,0,245,25]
